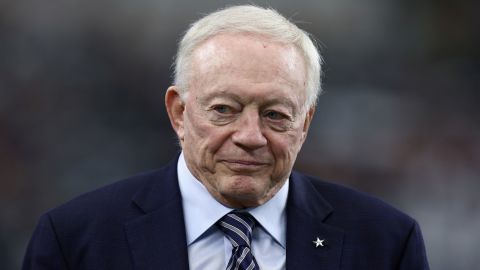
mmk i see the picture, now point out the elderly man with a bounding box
[23,5,429,270]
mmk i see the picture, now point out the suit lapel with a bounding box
[122,159,344,269]
[286,171,345,269]
[124,157,189,270]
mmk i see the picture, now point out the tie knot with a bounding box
[217,211,255,247]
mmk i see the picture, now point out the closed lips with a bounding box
[223,160,268,166]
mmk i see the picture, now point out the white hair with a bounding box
[173,5,323,108]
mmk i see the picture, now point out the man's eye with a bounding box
[264,111,286,120]
[212,105,232,114]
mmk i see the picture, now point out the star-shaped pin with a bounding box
[313,237,325,248]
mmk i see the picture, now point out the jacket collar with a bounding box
[124,156,189,270]
[123,157,344,270]
[286,171,345,269]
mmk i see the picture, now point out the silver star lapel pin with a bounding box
[313,237,325,248]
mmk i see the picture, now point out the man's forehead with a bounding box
[191,34,306,82]
[192,33,303,66]
[187,33,307,109]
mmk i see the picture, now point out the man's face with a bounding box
[166,33,314,208]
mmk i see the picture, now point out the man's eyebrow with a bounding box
[199,89,299,113]
[262,97,296,109]
[202,88,297,105]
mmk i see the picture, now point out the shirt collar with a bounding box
[177,152,288,248]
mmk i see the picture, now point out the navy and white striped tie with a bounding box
[217,211,260,270]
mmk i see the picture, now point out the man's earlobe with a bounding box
[165,86,185,141]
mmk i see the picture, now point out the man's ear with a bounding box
[301,106,315,142]
[165,86,185,142]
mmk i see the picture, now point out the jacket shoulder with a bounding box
[51,169,161,216]
[297,172,416,226]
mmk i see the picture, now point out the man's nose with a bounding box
[231,111,267,149]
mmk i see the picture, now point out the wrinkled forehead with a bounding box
[188,33,308,100]
[192,33,305,72]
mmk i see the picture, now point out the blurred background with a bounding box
[1,0,479,269]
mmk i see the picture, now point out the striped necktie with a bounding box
[217,211,260,270]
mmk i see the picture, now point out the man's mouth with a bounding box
[221,159,269,171]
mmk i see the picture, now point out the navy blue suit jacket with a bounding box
[23,157,429,269]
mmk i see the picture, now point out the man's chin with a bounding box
[218,186,271,208]
[220,195,265,208]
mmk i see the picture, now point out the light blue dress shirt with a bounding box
[177,152,288,270]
